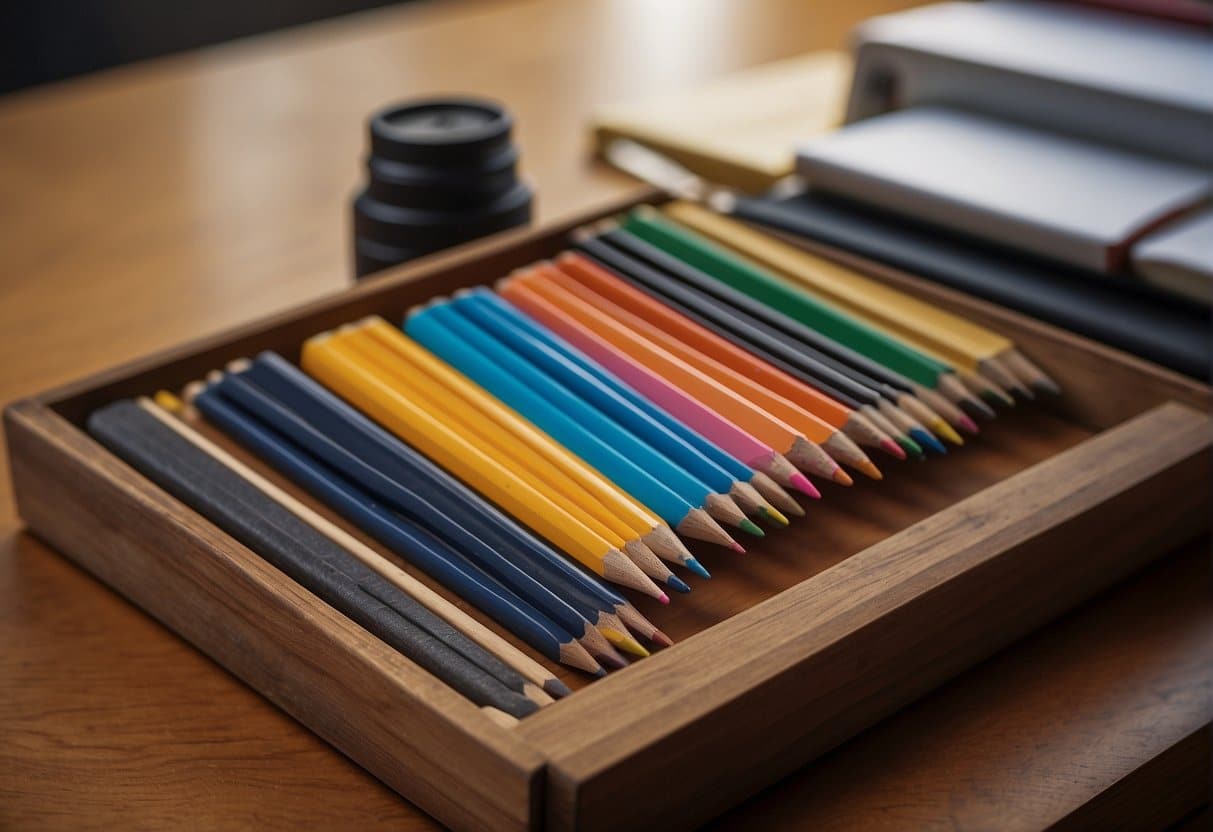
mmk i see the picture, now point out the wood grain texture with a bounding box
[2,0,1211,827]
[520,403,1212,832]
[5,402,544,832]
[707,541,1212,831]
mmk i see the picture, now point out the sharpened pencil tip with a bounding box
[910,428,947,455]
[880,438,907,460]
[544,679,573,698]
[958,414,981,435]
[858,460,883,481]
[616,637,650,658]
[932,419,964,446]
[650,629,675,648]
[760,506,790,527]
[739,517,765,537]
[730,541,747,554]
[789,472,821,499]
[598,650,629,670]
[685,557,711,579]
[592,667,608,679]
[896,435,924,458]
[981,390,1013,408]
[657,592,670,605]
[831,467,854,486]
[667,574,692,593]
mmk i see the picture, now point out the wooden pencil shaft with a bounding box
[469,289,763,487]
[406,305,715,526]
[549,257,842,447]
[303,337,618,568]
[450,294,742,496]
[145,396,559,700]
[244,353,629,629]
[341,327,638,545]
[193,385,588,668]
[212,372,603,647]
[577,238,885,408]
[600,227,921,395]
[670,201,1018,366]
[353,323,662,541]
[88,401,537,719]
[639,203,954,387]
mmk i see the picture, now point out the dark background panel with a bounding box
[0,0,411,94]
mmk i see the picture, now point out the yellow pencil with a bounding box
[302,332,669,603]
[331,325,694,592]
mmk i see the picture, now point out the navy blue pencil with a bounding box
[193,384,607,676]
[211,371,625,668]
[243,352,671,648]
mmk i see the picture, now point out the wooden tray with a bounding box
[6,193,1211,831]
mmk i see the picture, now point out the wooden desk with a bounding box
[1,0,1208,827]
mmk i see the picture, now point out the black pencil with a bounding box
[88,399,539,721]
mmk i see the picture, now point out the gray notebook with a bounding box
[795,106,1213,274]
[1132,208,1213,307]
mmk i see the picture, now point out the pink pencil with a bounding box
[500,278,820,499]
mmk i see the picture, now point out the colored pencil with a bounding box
[498,280,823,499]
[335,322,703,587]
[663,203,1057,398]
[451,290,794,524]
[504,264,850,485]
[192,379,613,675]
[146,391,569,700]
[347,319,717,568]
[464,289,806,519]
[585,226,954,456]
[241,351,667,651]
[426,298,780,529]
[656,202,1018,410]
[208,368,628,666]
[302,332,670,603]
[551,251,887,478]
[89,399,539,720]
[572,233,940,458]
[590,225,973,444]
[497,279,819,498]
[405,303,762,541]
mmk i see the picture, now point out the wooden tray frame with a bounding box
[6,192,1211,831]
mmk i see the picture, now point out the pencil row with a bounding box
[86,202,1058,718]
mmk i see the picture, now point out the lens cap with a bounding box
[353,97,533,278]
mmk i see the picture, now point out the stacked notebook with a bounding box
[772,0,1212,377]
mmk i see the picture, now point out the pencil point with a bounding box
[544,679,573,698]
[958,414,980,434]
[657,592,670,605]
[831,467,854,486]
[667,574,692,593]
[598,649,629,671]
[880,437,907,459]
[858,460,883,481]
[960,397,997,421]
[592,667,608,679]
[910,428,948,455]
[615,636,650,658]
[981,389,1013,408]
[649,629,675,648]
[739,517,765,537]
[932,419,964,446]
[685,557,711,579]
[760,506,790,527]
[789,472,821,499]
[730,541,747,554]
[896,435,923,458]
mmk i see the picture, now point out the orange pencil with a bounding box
[553,254,886,478]
[502,265,849,485]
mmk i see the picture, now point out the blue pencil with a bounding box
[452,291,792,525]
[212,371,627,667]
[193,384,608,676]
[243,352,670,649]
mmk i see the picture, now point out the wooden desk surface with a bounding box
[1,0,1208,828]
